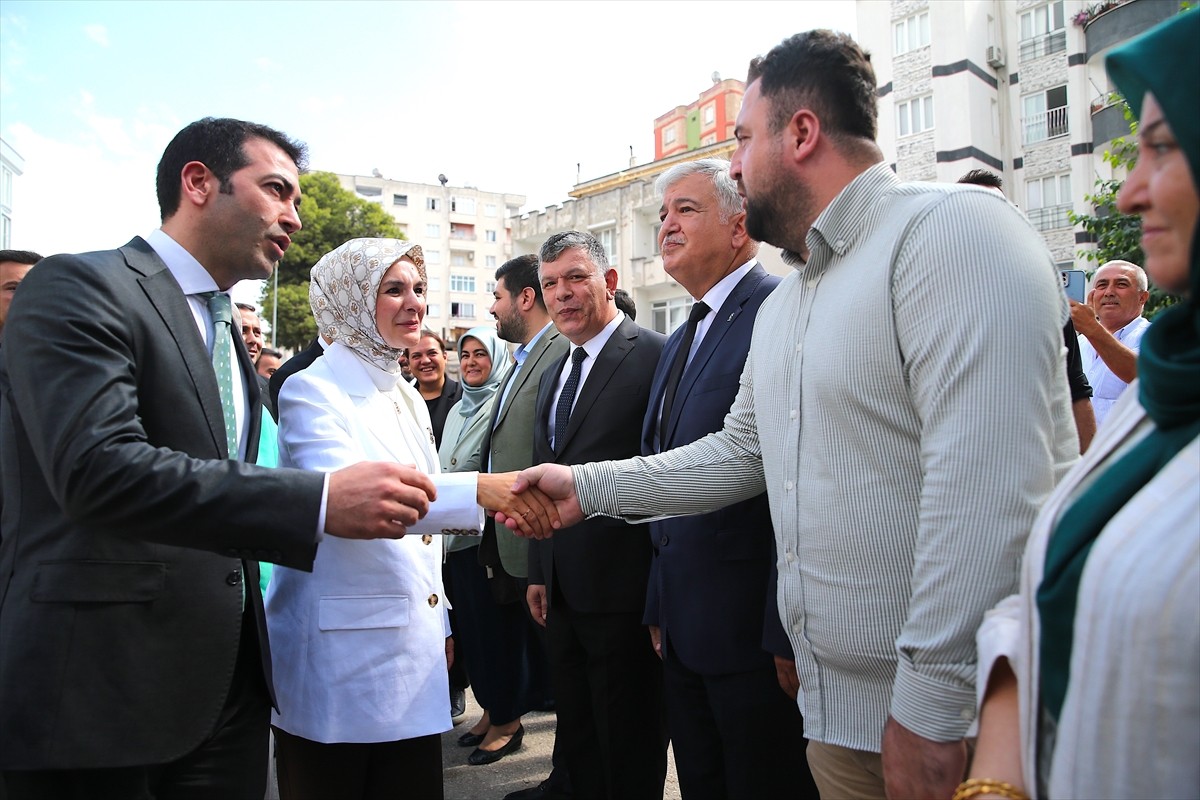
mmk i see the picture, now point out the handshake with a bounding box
[323,462,584,541]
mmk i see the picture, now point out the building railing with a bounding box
[1023,106,1070,145]
[1019,29,1067,62]
[1027,204,1074,231]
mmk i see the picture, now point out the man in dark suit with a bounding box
[268,336,325,417]
[481,254,570,800]
[645,159,816,799]
[0,117,436,799]
[527,231,667,800]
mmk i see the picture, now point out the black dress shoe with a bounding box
[502,778,573,800]
[456,730,485,747]
[450,688,467,722]
[467,724,524,765]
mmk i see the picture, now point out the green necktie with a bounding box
[201,291,239,459]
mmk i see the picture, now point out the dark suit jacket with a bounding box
[479,326,568,580]
[641,265,791,675]
[528,316,666,614]
[268,336,324,416]
[0,237,323,770]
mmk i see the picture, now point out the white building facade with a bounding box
[856,0,1177,267]
[334,173,525,343]
[0,138,25,250]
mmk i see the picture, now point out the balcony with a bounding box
[1027,204,1074,231]
[1019,30,1066,62]
[1085,0,1176,61]
[1023,106,1069,145]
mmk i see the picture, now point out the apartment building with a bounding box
[335,173,526,343]
[855,0,1176,267]
[1,138,24,249]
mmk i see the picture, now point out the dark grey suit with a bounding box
[528,315,668,800]
[0,237,322,774]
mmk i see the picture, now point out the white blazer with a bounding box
[266,342,479,744]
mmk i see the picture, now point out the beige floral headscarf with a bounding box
[309,238,426,373]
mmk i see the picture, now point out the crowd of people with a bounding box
[0,14,1196,800]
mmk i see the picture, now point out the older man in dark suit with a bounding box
[527,231,667,800]
[0,117,436,799]
[644,158,816,799]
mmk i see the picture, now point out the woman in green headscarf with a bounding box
[964,10,1199,800]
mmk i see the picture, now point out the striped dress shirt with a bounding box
[574,163,1079,751]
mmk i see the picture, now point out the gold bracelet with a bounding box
[951,778,1031,800]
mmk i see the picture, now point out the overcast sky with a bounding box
[1,0,857,301]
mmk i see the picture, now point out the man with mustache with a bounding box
[1069,259,1150,427]
[0,117,441,798]
[501,31,1076,800]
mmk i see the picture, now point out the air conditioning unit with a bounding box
[467,251,475,261]
[986,45,1005,69]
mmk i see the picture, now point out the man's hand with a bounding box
[881,715,967,800]
[1070,298,1104,338]
[326,462,437,539]
[526,583,548,627]
[477,472,560,538]
[648,625,663,659]
[495,464,583,536]
[774,655,799,700]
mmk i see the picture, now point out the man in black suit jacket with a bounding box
[644,159,815,799]
[269,336,325,417]
[527,231,667,800]
[0,118,436,799]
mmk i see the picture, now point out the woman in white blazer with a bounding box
[266,239,554,799]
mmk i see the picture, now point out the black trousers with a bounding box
[663,640,817,800]
[3,611,270,800]
[272,728,442,800]
[546,595,667,800]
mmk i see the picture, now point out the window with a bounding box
[598,228,616,266]
[1025,173,1073,230]
[1019,1,1065,61]
[450,274,476,293]
[426,197,440,211]
[1022,85,1069,144]
[485,230,497,243]
[356,185,381,197]
[485,204,497,217]
[427,275,440,291]
[653,223,662,254]
[651,297,692,335]
[485,255,497,268]
[701,134,717,146]
[703,104,715,125]
[662,127,677,146]
[425,250,441,265]
[896,95,934,136]
[451,196,476,214]
[426,223,440,237]
[894,12,930,55]
[485,281,497,294]
[451,302,475,319]
[451,252,468,267]
[426,303,441,318]
[393,194,408,206]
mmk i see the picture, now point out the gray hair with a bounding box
[539,231,608,273]
[654,158,745,224]
[1097,259,1148,292]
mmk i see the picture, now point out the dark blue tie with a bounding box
[660,300,710,436]
[554,347,588,452]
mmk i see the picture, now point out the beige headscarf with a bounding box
[309,238,426,373]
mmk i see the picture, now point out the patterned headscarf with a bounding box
[309,238,426,373]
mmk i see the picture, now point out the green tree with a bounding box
[1070,99,1177,318]
[262,171,403,348]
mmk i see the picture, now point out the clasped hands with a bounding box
[322,461,583,540]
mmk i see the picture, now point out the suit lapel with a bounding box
[664,265,767,445]
[125,239,229,458]
[557,317,637,454]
